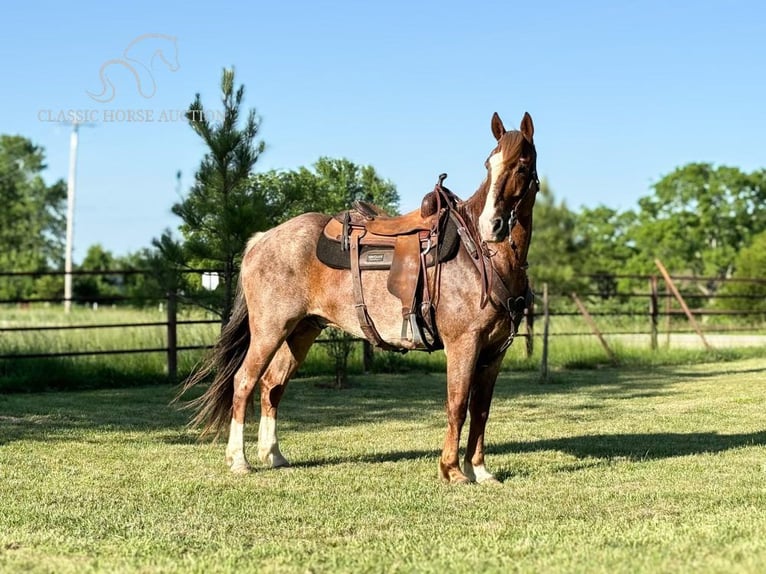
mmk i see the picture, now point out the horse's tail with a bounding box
[176,282,251,438]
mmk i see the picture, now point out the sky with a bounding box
[2,0,765,262]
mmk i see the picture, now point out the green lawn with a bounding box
[1,358,766,572]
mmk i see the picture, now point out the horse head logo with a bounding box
[87,33,180,103]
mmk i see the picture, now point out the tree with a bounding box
[323,327,355,388]
[631,163,766,278]
[574,206,638,276]
[572,205,646,300]
[526,179,582,292]
[115,247,178,305]
[156,67,266,322]
[313,157,399,215]
[249,157,400,225]
[715,230,766,315]
[73,244,120,302]
[0,135,67,299]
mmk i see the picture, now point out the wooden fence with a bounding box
[2,267,765,380]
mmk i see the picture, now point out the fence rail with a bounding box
[2,268,765,380]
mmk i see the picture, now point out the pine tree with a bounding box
[158,68,266,322]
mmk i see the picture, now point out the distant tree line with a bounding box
[528,164,766,313]
[2,68,765,316]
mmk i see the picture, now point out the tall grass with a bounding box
[0,305,217,392]
[2,304,765,392]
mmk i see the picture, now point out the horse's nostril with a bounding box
[490,218,508,238]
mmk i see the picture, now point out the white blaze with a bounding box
[478,150,506,242]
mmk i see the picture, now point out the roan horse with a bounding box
[181,111,539,484]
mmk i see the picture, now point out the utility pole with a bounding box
[63,123,79,313]
[62,121,94,313]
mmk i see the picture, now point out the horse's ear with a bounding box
[520,112,534,142]
[491,112,505,141]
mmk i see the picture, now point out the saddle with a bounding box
[316,175,461,351]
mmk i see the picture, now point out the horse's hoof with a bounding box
[228,453,252,474]
[259,449,290,468]
[478,475,502,486]
[440,463,471,485]
[230,462,252,475]
[267,454,291,469]
[464,463,500,484]
[451,475,472,485]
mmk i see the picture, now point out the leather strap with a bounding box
[349,228,401,352]
[344,173,531,356]
[447,209,532,359]
[449,209,492,309]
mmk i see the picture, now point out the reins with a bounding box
[445,171,537,359]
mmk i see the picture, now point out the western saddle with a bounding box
[318,174,462,351]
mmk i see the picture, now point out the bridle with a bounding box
[483,150,539,244]
[474,150,539,360]
[424,148,538,362]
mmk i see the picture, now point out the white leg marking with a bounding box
[478,151,506,242]
[225,419,251,474]
[258,415,290,468]
[464,461,499,484]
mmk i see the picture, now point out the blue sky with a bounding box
[3,0,765,261]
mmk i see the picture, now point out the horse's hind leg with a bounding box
[257,319,322,468]
[225,334,280,474]
[225,314,297,474]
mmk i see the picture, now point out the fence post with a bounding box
[571,292,617,363]
[362,340,374,373]
[649,275,659,351]
[525,293,535,358]
[654,259,713,351]
[540,283,549,382]
[166,288,178,383]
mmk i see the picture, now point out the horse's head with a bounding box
[477,112,538,243]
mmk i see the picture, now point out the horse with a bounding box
[180,111,539,484]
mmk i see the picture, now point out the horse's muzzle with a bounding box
[486,216,509,243]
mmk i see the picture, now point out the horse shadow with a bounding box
[292,430,766,473]
[496,430,766,460]
[3,363,764,461]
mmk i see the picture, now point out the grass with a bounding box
[0,306,217,392]
[1,358,766,572]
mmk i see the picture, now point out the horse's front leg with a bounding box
[463,354,504,484]
[440,340,479,484]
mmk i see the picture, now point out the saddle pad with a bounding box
[316,215,461,271]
